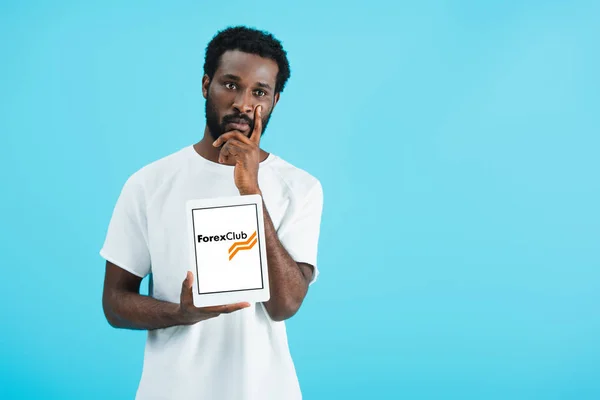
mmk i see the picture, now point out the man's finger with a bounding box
[219,138,251,163]
[213,130,250,147]
[199,302,251,314]
[218,143,233,164]
[221,139,246,156]
[219,302,251,314]
[250,105,263,145]
[180,271,194,304]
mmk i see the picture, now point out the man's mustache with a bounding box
[222,114,253,126]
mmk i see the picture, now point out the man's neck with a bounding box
[193,126,270,164]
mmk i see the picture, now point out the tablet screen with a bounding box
[190,203,265,295]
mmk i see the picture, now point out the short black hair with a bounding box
[203,26,291,94]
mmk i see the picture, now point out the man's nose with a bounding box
[232,90,254,114]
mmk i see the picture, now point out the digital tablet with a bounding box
[185,194,270,308]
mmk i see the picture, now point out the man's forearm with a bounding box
[260,199,311,321]
[103,290,185,331]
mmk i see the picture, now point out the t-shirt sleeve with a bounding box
[278,180,324,285]
[99,174,151,278]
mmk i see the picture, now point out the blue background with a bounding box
[1,1,599,399]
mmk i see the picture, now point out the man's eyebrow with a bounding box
[256,82,272,90]
[222,74,241,81]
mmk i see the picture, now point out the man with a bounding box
[100,26,323,400]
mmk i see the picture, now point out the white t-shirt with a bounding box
[100,145,323,400]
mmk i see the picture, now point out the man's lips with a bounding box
[225,119,251,131]
[226,122,249,131]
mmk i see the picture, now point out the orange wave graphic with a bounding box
[228,231,257,260]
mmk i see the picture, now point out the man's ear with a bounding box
[273,92,280,108]
[202,75,210,99]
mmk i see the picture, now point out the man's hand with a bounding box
[178,271,250,325]
[212,105,264,195]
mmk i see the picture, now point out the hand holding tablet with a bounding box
[178,271,251,325]
[185,194,270,308]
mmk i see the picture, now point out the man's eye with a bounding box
[254,90,266,97]
[225,83,237,90]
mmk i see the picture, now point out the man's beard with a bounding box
[205,93,273,142]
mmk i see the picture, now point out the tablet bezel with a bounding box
[185,194,270,308]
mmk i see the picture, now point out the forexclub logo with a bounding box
[197,231,258,261]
